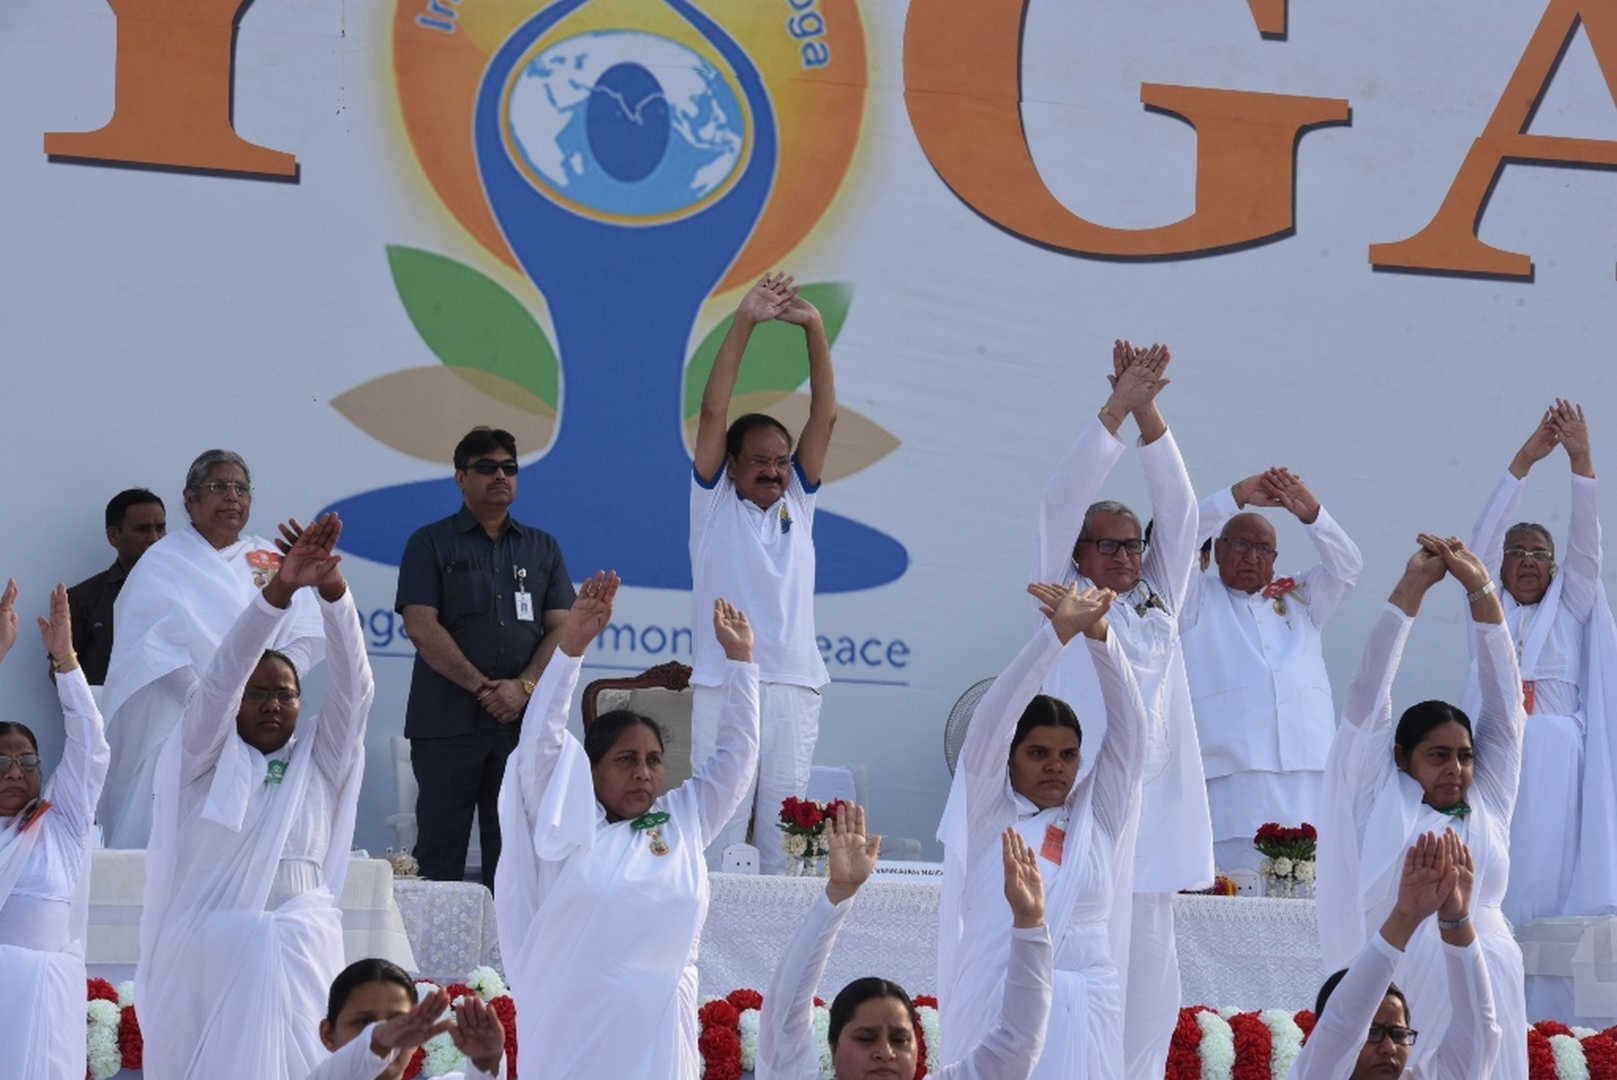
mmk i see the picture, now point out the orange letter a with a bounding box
[1370,0,1617,278]
[44,0,296,178]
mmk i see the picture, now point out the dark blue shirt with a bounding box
[395,506,574,738]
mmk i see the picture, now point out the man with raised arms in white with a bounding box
[1033,341,1212,1080]
[99,448,324,848]
[1465,399,1614,923]
[690,271,836,873]
[137,512,373,1080]
[1182,466,1362,871]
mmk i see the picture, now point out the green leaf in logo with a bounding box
[682,282,854,419]
[386,245,558,409]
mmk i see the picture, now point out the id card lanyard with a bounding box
[514,566,534,621]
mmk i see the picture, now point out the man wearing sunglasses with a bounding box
[99,449,327,849]
[396,426,575,886]
[1465,400,1614,926]
[1030,340,1211,1080]
[1180,465,1363,873]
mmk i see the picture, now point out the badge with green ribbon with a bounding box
[632,810,671,855]
[1436,802,1470,819]
[266,759,288,785]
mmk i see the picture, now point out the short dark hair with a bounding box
[828,977,916,1048]
[584,710,665,767]
[1394,700,1471,758]
[326,958,415,1027]
[106,489,164,530]
[1505,522,1555,559]
[258,649,301,694]
[725,414,793,460]
[0,722,39,754]
[453,427,518,470]
[1316,967,1408,1026]
[1200,537,1212,559]
[1009,693,1082,756]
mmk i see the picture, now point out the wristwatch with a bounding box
[521,677,536,696]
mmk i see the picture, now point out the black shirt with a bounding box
[67,560,128,685]
[395,506,574,739]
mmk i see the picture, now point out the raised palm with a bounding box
[1394,832,1454,921]
[37,583,73,660]
[737,273,792,324]
[1552,399,1590,458]
[1001,828,1046,926]
[1109,357,1166,413]
[1438,830,1474,922]
[1519,409,1560,464]
[712,598,754,659]
[561,571,619,655]
[278,513,343,588]
[373,989,452,1053]
[826,803,881,897]
[0,578,17,663]
[1030,582,1114,643]
[1403,546,1447,589]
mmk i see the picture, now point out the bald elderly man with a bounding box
[1180,468,1363,872]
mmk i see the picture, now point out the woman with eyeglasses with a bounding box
[939,579,1154,1080]
[1318,534,1526,1080]
[494,571,761,1079]
[99,447,326,849]
[1292,830,1498,1080]
[0,580,110,1080]
[758,806,1052,1079]
[137,513,375,1080]
[1464,400,1613,926]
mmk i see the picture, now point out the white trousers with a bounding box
[691,681,820,875]
[1504,711,1584,924]
[1123,892,1179,1080]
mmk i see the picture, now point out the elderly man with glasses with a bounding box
[99,448,326,848]
[1180,466,1363,874]
[1464,400,1614,924]
[1029,340,1211,1080]
[395,426,575,886]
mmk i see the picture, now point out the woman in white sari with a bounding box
[0,580,110,1080]
[760,804,1052,1079]
[495,571,761,1079]
[939,581,1154,1080]
[1318,534,1525,1080]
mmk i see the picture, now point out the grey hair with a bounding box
[1080,500,1141,539]
[1505,522,1555,559]
[184,450,251,494]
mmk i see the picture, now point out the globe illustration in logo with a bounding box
[505,30,747,220]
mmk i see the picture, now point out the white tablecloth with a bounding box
[697,873,1326,1008]
[85,850,416,983]
[392,876,502,984]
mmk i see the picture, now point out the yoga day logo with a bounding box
[325,0,909,592]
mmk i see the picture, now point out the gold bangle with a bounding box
[49,653,78,673]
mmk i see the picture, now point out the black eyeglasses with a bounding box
[1217,537,1278,558]
[242,688,300,706]
[1077,538,1146,555]
[466,459,519,477]
[1365,1024,1418,1046]
[0,754,41,773]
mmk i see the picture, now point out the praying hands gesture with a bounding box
[713,598,755,663]
[266,513,345,607]
[1002,828,1047,929]
[1418,534,1503,624]
[1028,582,1113,645]
[1382,831,1457,950]
[735,272,797,328]
[1230,472,1285,509]
[0,578,17,665]
[1436,828,1475,932]
[825,801,882,905]
[1101,340,1171,434]
[1549,399,1594,477]
[558,571,619,658]
[1389,543,1448,617]
[38,583,78,673]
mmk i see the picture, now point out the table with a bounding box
[698,873,1326,1009]
[392,876,503,983]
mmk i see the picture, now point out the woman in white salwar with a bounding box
[494,571,761,1080]
[305,958,506,1080]
[939,580,1154,1080]
[1290,831,1500,1080]
[137,513,375,1080]
[0,580,110,1080]
[1318,534,1526,1080]
[760,805,1052,1079]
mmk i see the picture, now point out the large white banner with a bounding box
[2,0,1613,858]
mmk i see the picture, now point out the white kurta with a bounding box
[1285,933,1499,1080]
[304,1020,504,1080]
[939,623,1153,1080]
[760,892,1054,1080]
[1465,470,1617,921]
[137,590,372,1080]
[1182,489,1362,867]
[1318,605,1527,1080]
[1034,417,1211,1080]
[495,649,760,1080]
[0,668,110,1080]
[99,523,326,848]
